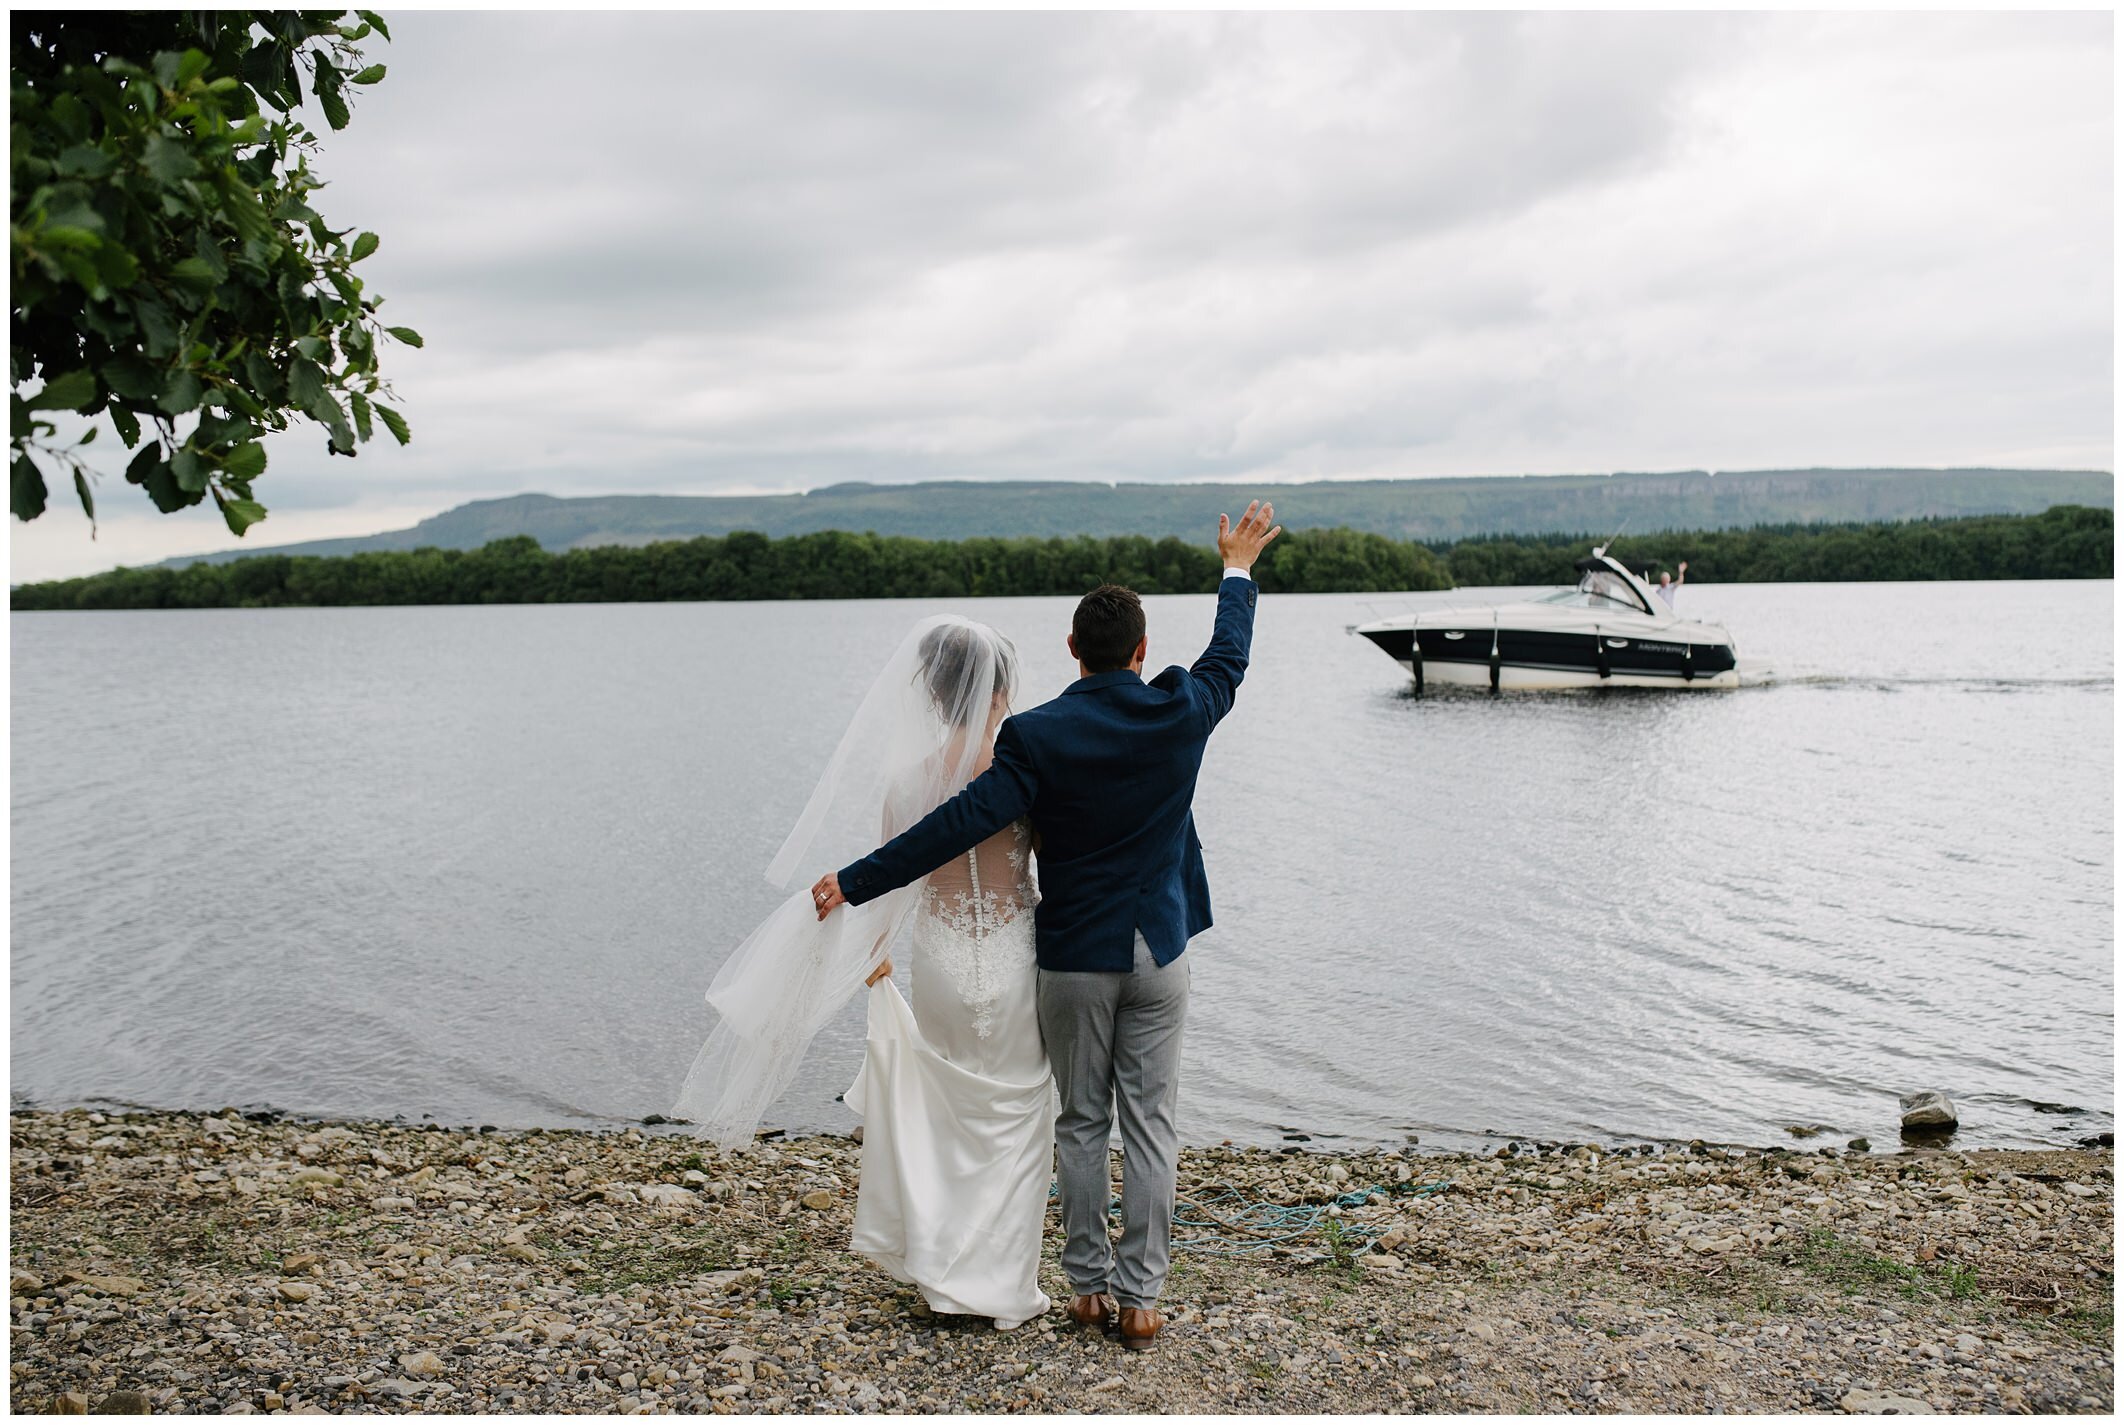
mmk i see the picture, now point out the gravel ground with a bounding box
[8,1107,2112,1414]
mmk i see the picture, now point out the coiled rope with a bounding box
[1173,1178,1454,1257]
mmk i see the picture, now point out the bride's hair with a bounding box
[917,621,1017,727]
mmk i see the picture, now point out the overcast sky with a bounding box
[12,9,2112,582]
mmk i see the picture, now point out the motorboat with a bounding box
[1351,547,1739,693]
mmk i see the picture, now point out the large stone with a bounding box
[63,1274,145,1297]
[93,1391,150,1414]
[1842,1389,1935,1414]
[1898,1091,1958,1130]
[397,1350,447,1377]
[638,1183,697,1212]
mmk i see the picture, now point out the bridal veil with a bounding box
[673,615,1020,1148]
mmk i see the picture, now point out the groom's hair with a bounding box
[1073,584,1145,672]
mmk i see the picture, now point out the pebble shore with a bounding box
[9,1107,2112,1415]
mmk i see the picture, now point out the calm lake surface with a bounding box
[10,581,2113,1153]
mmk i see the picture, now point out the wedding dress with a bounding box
[845,782,1054,1327]
[672,615,1052,1328]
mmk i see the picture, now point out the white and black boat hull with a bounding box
[1358,624,1739,692]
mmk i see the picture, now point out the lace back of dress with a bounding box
[917,820,1035,1041]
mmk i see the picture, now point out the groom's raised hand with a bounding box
[1217,500,1283,572]
[810,871,846,920]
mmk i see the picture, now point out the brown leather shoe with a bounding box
[1067,1293,1116,1332]
[1118,1306,1165,1352]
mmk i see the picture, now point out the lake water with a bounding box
[10,581,2113,1154]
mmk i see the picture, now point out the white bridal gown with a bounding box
[843,812,1055,1327]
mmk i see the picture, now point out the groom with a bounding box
[811,499,1281,1351]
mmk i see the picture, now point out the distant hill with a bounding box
[156,467,2112,568]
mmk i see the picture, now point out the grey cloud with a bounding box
[7,9,2108,581]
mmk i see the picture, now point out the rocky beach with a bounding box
[8,1107,2112,1415]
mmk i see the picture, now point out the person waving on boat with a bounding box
[1655,560,1688,609]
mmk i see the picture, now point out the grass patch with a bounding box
[2027,1298,2112,1347]
[1786,1229,1984,1304]
[559,1225,736,1295]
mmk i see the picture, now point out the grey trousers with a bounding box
[1036,932,1190,1311]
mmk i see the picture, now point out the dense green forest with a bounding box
[10,506,2109,610]
[1436,504,2113,586]
[147,467,2111,567]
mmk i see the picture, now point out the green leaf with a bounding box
[92,241,140,290]
[293,335,329,361]
[111,404,141,446]
[12,455,49,521]
[77,427,98,445]
[102,356,160,401]
[26,368,99,412]
[350,230,380,262]
[127,443,189,512]
[242,351,281,402]
[221,442,269,480]
[175,48,212,88]
[141,133,199,184]
[309,391,355,451]
[374,402,410,445]
[170,446,207,494]
[215,491,268,536]
[54,143,115,179]
[287,357,327,407]
[349,64,387,85]
[48,92,90,143]
[349,390,374,442]
[73,468,96,524]
[214,170,271,240]
[169,257,219,299]
[136,299,181,358]
[125,442,164,485]
[386,326,423,349]
[358,10,392,41]
[192,231,228,283]
[313,57,351,130]
[159,369,205,415]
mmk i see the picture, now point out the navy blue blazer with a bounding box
[837,575,1258,972]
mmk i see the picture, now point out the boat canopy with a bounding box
[1572,556,1663,579]
[1568,552,1657,616]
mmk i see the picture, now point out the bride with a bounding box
[674,617,1054,1330]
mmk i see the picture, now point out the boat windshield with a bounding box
[1535,570,1650,613]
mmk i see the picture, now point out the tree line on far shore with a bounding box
[9,504,2110,611]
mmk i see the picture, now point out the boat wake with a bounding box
[1734,658,2111,693]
